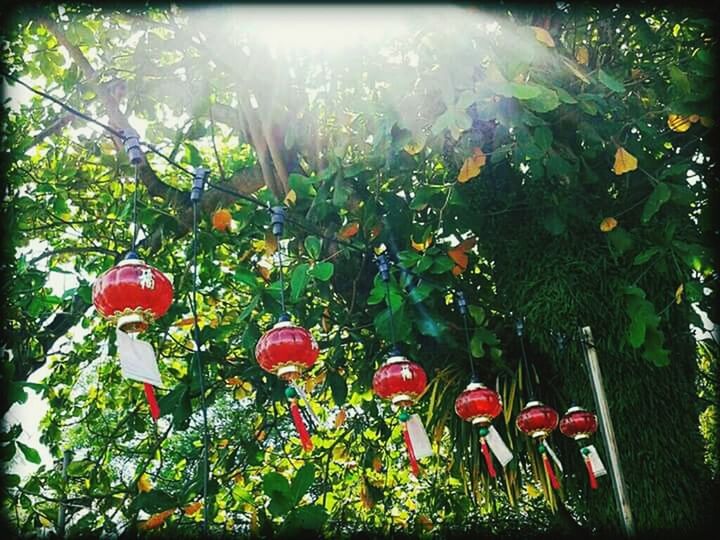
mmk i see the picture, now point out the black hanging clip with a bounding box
[515,317,525,337]
[121,128,143,165]
[191,167,209,204]
[456,290,468,315]
[270,206,286,238]
[375,252,391,283]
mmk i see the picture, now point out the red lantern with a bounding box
[455,382,507,478]
[93,255,173,333]
[373,354,429,477]
[516,401,561,490]
[560,406,603,489]
[372,355,427,407]
[92,253,174,422]
[255,321,319,380]
[255,319,320,451]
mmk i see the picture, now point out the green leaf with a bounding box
[304,236,322,259]
[534,126,553,153]
[598,69,625,93]
[633,247,662,265]
[642,183,671,223]
[183,143,202,167]
[627,317,646,348]
[290,263,310,302]
[281,505,328,533]
[263,472,293,516]
[525,88,560,113]
[669,65,691,97]
[289,173,318,199]
[608,227,634,256]
[498,82,542,100]
[309,261,334,281]
[469,305,485,325]
[290,463,316,504]
[16,441,41,465]
[541,210,566,236]
[67,459,95,477]
[327,370,348,406]
[133,490,177,514]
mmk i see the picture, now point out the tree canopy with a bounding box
[1,4,718,538]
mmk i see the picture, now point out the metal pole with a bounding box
[580,326,635,536]
[58,449,71,536]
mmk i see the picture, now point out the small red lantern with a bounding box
[455,382,506,478]
[255,321,319,380]
[92,254,173,333]
[92,252,174,422]
[516,401,561,490]
[255,318,320,451]
[560,406,603,489]
[373,354,429,477]
[372,356,427,407]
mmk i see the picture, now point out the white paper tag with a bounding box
[585,445,607,477]
[290,381,321,427]
[407,414,433,459]
[486,426,513,467]
[544,441,563,473]
[116,329,163,387]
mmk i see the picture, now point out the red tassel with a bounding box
[542,453,560,490]
[480,437,497,478]
[289,400,313,451]
[584,456,598,489]
[402,423,421,477]
[143,383,160,422]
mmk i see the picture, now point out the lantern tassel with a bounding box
[402,423,421,477]
[289,399,313,451]
[480,437,497,478]
[143,383,160,422]
[584,456,599,489]
[542,453,560,490]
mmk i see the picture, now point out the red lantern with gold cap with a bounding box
[92,252,174,421]
[516,400,562,489]
[255,315,319,451]
[560,406,603,489]
[455,382,505,478]
[372,353,429,477]
[92,253,173,333]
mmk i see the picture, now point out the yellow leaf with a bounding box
[137,473,152,493]
[38,515,52,527]
[334,409,347,429]
[457,148,486,183]
[631,68,644,80]
[575,45,589,65]
[526,483,541,498]
[530,26,555,47]
[411,234,433,252]
[258,264,271,281]
[217,439,229,449]
[418,515,434,531]
[139,509,174,531]
[668,114,691,132]
[675,283,684,304]
[226,377,243,387]
[183,501,202,516]
[372,456,383,472]
[688,114,700,123]
[368,224,382,241]
[264,230,278,256]
[612,147,638,175]
[212,209,232,232]
[283,189,297,206]
[448,237,477,275]
[600,217,618,232]
[403,133,426,155]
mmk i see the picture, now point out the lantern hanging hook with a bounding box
[455,290,477,382]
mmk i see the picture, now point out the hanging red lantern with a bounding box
[92,252,174,422]
[255,317,320,451]
[516,400,561,490]
[373,354,429,477]
[560,406,604,489]
[255,321,319,380]
[93,254,173,333]
[455,382,507,478]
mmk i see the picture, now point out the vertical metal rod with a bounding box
[58,449,70,536]
[580,326,635,536]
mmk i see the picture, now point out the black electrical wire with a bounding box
[275,232,287,315]
[2,70,128,141]
[131,162,140,251]
[384,277,398,348]
[459,299,476,381]
[191,197,210,536]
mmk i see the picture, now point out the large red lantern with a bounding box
[455,382,509,478]
[373,354,429,476]
[516,401,562,490]
[92,254,173,333]
[255,321,319,380]
[255,317,320,451]
[92,252,174,422]
[560,406,604,489]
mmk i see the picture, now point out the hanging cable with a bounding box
[516,317,535,400]
[270,206,288,319]
[455,291,477,381]
[131,162,140,251]
[190,166,211,536]
[375,250,397,350]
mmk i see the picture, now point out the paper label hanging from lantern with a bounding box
[406,414,433,459]
[544,441,563,472]
[585,445,607,477]
[486,426,513,466]
[116,329,163,387]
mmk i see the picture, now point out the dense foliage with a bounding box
[1,4,717,537]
